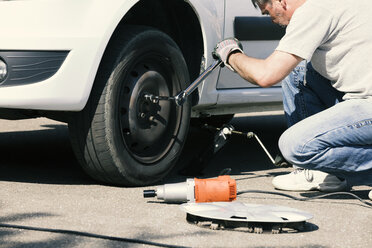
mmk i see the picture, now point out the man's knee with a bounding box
[279,129,297,165]
[278,127,314,167]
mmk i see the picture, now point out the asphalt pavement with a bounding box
[0,114,371,248]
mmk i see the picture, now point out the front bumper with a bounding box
[0,0,134,111]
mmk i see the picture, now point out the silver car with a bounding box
[0,0,284,186]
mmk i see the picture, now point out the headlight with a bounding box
[0,59,7,83]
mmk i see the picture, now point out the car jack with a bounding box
[181,123,289,176]
[206,124,277,165]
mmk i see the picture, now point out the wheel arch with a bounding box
[119,0,203,81]
[90,0,204,107]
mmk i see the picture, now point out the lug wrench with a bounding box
[144,59,288,168]
[144,59,223,106]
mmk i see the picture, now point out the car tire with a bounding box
[68,25,191,186]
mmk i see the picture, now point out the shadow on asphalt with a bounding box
[0,115,288,186]
[0,227,82,248]
[169,114,288,182]
[0,208,212,247]
[0,124,94,185]
[0,220,212,248]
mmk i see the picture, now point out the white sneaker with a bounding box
[272,169,347,192]
[369,190,372,201]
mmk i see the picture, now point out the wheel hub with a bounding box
[132,71,170,142]
[118,59,180,164]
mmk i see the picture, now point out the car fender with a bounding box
[0,0,139,111]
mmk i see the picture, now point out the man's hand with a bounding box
[213,38,243,72]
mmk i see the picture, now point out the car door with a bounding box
[215,0,285,109]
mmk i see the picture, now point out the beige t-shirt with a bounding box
[276,0,372,100]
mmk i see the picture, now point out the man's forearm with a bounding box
[228,50,303,88]
[228,52,268,87]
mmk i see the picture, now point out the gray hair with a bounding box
[251,0,272,8]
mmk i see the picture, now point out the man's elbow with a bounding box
[254,75,279,88]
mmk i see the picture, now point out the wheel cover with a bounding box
[118,55,182,164]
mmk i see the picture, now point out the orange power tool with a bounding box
[143,175,237,203]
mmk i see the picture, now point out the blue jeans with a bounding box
[279,61,372,186]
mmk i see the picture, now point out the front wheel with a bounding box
[69,26,191,186]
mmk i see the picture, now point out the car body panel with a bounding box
[0,0,137,110]
[0,0,282,114]
[184,0,224,107]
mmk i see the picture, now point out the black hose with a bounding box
[237,190,372,209]
[0,223,189,248]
